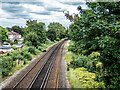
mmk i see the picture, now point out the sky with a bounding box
[0,0,87,28]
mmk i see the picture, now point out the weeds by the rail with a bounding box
[1,40,57,81]
[64,41,105,88]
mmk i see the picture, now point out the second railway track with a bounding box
[11,39,66,89]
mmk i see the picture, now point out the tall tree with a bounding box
[47,22,66,41]
[0,26,8,43]
[6,26,24,36]
[24,20,46,47]
[65,1,120,88]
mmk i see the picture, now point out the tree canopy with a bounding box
[0,26,8,43]
[6,26,24,36]
[24,20,46,47]
[66,2,120,88]
[47,22,66,41]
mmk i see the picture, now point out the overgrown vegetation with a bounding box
[24,20,47,47]
[0,26,8,43]
[1,20,66,79]
[1,40,55,78]
[65,2,120,88]
[6,25,24,36]
[65,41,105,88]
[47,22,66,41]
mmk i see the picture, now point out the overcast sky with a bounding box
[0,0,87,28]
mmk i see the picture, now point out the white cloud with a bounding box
[20,3,46,13]
[29,13,50,20]
[0,18,26,27]
[0,8,12,18]
[0,0,87,28]
[57,0,86,2]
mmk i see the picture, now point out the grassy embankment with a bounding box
[0,40,57,81]
[64,41,105,88]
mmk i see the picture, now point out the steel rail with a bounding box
[56,41,65,89]
[28,40,64,89]
[40,41,64,89]
[27,44,59,89]
[42,42,62,89]
[44,41,66,89]
[12,42,59,90]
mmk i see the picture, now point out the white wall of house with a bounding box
[8,35,21,40]
[8,35,14,39]
[16,35,21,38]
[8,31,23,43]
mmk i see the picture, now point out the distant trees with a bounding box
[24,20,46,47]
[4,20,67,46]
[6,26,24,36]
[0,26,8,43]
[1,19,67,78]
[47,22,66,41]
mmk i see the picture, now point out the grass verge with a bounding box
[64,40,105,88]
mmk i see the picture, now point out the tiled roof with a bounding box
[8,31,20,35]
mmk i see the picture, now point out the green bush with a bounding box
[56,37,60,41]
[45,40,54,45]
[28,46,36,55]
[2,56,13,77]
[12,46,17,50]
[37,45,46,52]
[6,52,12,56]
[69,47,100,72]
[67,2,120,87]
[23,52,32,60]
[24,59,28,64]
[14,39,18,44]
[15,54,24,60]
[12,53,18,61]
[10,41,14,45]
[88,52,100,59]
[37,46,43,51]
[2,68,9,76]
[25,41,32,46]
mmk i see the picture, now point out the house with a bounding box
[8,31,23,43]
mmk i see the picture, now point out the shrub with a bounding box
[14,39,18,44]
[69,51,100,72]
[24,59,28,64]
[6,52,12,56]
[25,41,32,46]
[37,45,46,52]
[96,62,103,72]
[2,57,13,77]
[45,40,54,45]
[10,41,14,45]
[23,52,32,60]
[37,46,43,51]
[28,46,36,55]
[15,54,24,60]
[88,52,100,59]
[68,43,77,53]
[2,68,9,76]
[71,54,89,68]
[56,37,60,41]
[12,52,19,61]
[12,46,17,50]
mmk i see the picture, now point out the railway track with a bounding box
[45,40,66,88]
[12,39,66,89]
